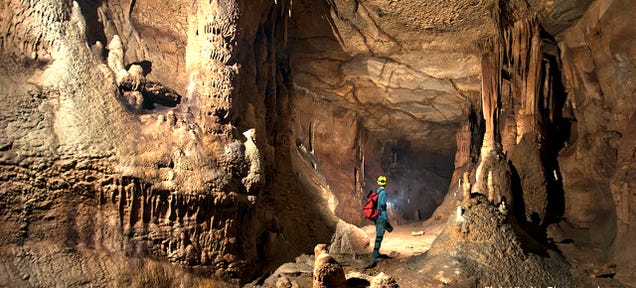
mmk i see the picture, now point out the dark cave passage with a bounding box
[286,0,462,227]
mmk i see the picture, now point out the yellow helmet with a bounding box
[377,175,387,186]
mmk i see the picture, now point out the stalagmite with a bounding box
[473,38,508,200]
[312,244,346,288]
[107,35,129,85]
[462,172,471,201]
[2,0,633,286]
[454,121,472,168]
[487,170,495,202]
[472,15,559,223]
[505,18,552,223]
[186,0,240,134]
[479,42,501,154]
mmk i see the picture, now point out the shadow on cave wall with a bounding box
[76,0,107,48]
[540,51,567,225]
[227,4,341,279]
[76,1,183,115]
[504,30,590,256]
[114,59,182,113]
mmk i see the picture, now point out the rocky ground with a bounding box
[250,195,629,288]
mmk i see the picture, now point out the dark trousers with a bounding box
[372,218,386,259]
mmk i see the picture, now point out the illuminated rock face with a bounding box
[0,0,635,286]
[0,0,334,284]
[557,0,636,283]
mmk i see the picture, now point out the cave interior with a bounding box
[0,0,635,287]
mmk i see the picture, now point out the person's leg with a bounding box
[372,218,386,259]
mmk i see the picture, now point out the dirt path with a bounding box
[360,221,445,259]
[331,220,449,287]
[262,208,626,287]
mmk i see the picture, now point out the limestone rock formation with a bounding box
[328,220,372,255]
[312,244,346,288]
[344,271,399,288]
[275,276,298,288]
[557,0,636,284]
[369,272,399,288]
[419,195,572,287]
[0,0,335,285]
[0,0,635,286]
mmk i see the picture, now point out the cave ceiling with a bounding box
[288,0,592,156]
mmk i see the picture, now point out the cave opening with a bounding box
[280,2,630,283]
[286,1,462,227]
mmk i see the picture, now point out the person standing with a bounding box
[372,175,392,261]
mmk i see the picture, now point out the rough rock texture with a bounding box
[431,1,635,286]
[1,0,635,286]
[285,0,598,226]
[0,0,335,285]
[290,85,453,225]
[328,220,371,255]
[380,195,572,287]
[288,0,481,224]
[557,0,636,284]
[611,113,636,284]
[312,250,346,288]
[509,136,550,222]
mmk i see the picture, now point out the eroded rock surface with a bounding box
[0,0,635,286]
[0,0,335,285]
[557,0,636,284]
[425,195,572,287]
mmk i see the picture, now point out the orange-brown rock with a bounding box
[0,0,634,287]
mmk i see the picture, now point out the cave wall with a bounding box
[286,0,466,226]
[289,89,454,226]
[0,0,338,285]
[452,0,635,284]
[557,0,635,283]
[431,1,635,284]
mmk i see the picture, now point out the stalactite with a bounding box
[358,126,366,197]
[454,121,472,168]
[117,178,125,227]
[472,5,523,211]
[102,175,251,268]
[511,19,542,143]
[542,59,554,121]
[360,151,365,196]
[474,38,505,197]
[479,40,501,153]
[504,17,558,223]
[308,121,314,153]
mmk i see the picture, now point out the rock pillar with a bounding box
[186,0,239,137]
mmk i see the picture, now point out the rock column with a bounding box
[473,39,512,205]
[506,19,551,223]
[186,0,239,137]
[509,19,543,144]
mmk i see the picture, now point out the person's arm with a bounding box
[377,189,387,217]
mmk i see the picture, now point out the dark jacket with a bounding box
[376,186,388,221]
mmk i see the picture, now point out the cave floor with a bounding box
[332,219,626,288]
[359,221,446,260]
[258,218,627,287]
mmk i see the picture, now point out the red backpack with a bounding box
[363,190,379,221]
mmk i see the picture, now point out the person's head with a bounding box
[377,175,387,187]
